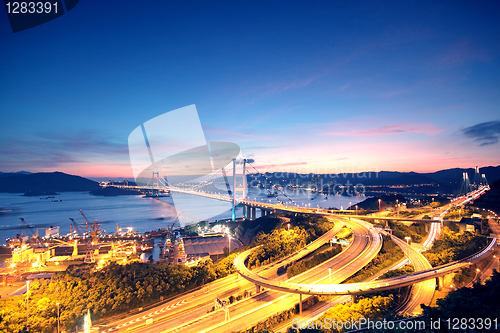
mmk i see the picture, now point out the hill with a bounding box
[247,165,500,194]
[0,171,31,178]
[0,171,100,193]
[472,178,500,212]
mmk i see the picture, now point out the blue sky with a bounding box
[1,1,499,177]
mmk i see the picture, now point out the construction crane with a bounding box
[79,209,104,242]
[166,215,179,242]
[69,218,85,238]
[19,218,44,248]
[73,211,103,264]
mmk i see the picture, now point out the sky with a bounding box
[1,1,500,179]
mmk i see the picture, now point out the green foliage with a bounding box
[344,236,404,283]
[335,227,352,239]
[429,201,441,208]
[423,227,488,266]
[287,245,342,278]
[452,266,474,286]
[246,214,333,269]
[442,205,475,220]
[391,208,431,218]
[424,270,500,320]
[318,295,396,332]
[247,227,309,268]
[0,254,238,332]
[380,265,414,279]
[389,221,427,243]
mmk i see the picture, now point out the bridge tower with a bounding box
[242,159,247,220]
[473,166,481,186]
[151,171,160,196]
[481,173,488,186]
[232,159,236,221]
[242,159,247,201]
[459,171,471,195]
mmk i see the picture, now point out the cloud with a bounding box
[462,121,500,146]
[0,130,128,170]
[337,83,351,91]
[254,162,308,169]
[321,123,444,137]
[440,40,494,68]
[238,76,317,101]
[378,88,412,99]
[203,126,265,139]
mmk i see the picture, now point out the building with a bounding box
[459,217,482,233]
[180,234,239,262]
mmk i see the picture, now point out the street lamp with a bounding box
[405,236,411,244]
[287,223,290,231]
[355,205,358,215]
[378,199,381,212]
[328,267,332,307]
[56,303,60,333]
[26,280,30,330]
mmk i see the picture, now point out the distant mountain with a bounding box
[0,171,100,193]
[423,166,500,185]
[472,178,500,212]
[0,171,32,178]
[248,165,500,187]
[360,172,439,186]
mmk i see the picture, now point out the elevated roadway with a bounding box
[102,219,343,332]
[106,216,379,332]
[234,234,496,296]
[159,217,382,333]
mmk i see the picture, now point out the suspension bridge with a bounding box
[104,159,490,227]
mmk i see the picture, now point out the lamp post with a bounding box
[287,223,290,231]
[355,205,358,215]
[378,199,381,212]
[56,302,60,333]
[405,236,411,244]
[328,267,332,307]
[26,280,30,330]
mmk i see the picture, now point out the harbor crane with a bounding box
[19,218,44,248]
[71,210,103,263]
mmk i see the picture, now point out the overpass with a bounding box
[233,225,496,296]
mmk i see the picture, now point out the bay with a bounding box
[0,189,364,245]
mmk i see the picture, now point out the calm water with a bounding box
[0,189,364,245]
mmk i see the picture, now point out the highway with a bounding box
[98,185,491,332]
[233,227,496,297]
[101,219,344,332]
[162,217,382,333]
[104,217,380,333]
[382,229,435,316]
